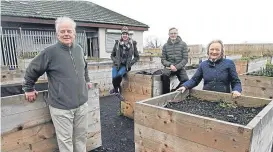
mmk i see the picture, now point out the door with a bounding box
[92,37,99,58]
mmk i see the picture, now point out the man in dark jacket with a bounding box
[23,17,91,152]
[109,26,140,100]
[161,27,189,94]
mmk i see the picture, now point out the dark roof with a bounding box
[1,0,149,28]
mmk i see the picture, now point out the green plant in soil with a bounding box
[240,56,261,61]
[219,100,238,108]
[247,63,273,77]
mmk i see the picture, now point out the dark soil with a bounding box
[90,95,134,152]
[165,96,265,125]
[1,82,48,97]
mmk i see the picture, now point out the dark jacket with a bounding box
[22,41,90,110]
[183,58,242,93]
[161,36,188,70]
[111,38,139,71]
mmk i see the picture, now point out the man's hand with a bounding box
[170,65,177,72]
[87,82,92,89]
[177,86,186,93]
[232,91,241,98]
[25,90,38,102]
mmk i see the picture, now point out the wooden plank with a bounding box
[8,137,58,152]
[138,91,189,106]
[1,92,48,117]
[241,86,273,99]
[135,124,223,152]
[240,75,273,89]
[86,129,102,151]
[134,102,252,152]
[1,123,55,151]
[190,89,271,107]
[121,101,135,118]
[126,74,153,83]
[2,110,101,151]
[2,117,101,152]
[1,107,51,135]
[122,93,151,103]
[248,100,273,152]
[88,108,101,125]
[122,82,152,95]
[87,98,100,112]
[135,142,154,152]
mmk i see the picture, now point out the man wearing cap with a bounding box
[110,26,140,100]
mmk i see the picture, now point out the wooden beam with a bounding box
[135,123,223,152]
[190,89,271,107]
[240,75,273,89]
[1,123,55,151]
[134,102,252,152]
[248,100,273,152]
[1,16,149,31]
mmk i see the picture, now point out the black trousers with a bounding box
[161,69,189,94]
[112,76,123,93]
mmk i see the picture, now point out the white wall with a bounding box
[132,31,144,53]
[98,28,144,58]
[98,28,107,58]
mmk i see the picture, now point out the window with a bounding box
[105,29,133,53]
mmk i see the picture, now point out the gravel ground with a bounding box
[90,95,134,152]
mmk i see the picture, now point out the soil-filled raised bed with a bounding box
[134,89,273,152]
[240,64,273,99]
[121,67,197,119]
[1,83,102,152]
[121,69,170,119]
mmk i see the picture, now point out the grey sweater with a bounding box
[22,41,90,110]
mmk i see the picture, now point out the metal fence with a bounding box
[0,27,88,69]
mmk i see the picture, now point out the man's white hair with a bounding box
[55,16,76,32]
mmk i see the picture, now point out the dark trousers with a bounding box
[161,68,189,94]
[112,66,127,93]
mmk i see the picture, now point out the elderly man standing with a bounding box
[161,27,189,94]
[22,16,91,152]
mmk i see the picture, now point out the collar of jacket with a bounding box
[167,36,182,44]
[208,57,223,67]
[57,40,75,50]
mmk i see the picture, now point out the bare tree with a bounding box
[144,36,162,49]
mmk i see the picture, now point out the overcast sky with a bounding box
[90,0,272,45]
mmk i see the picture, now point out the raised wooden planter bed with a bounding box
[240,64,273,99]
[120,68,185,119]
[134,89,273,152]
[121,69,168,119]
[1,83,102,152]
[240,75,273,99]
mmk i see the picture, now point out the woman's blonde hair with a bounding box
[207,39,225,57]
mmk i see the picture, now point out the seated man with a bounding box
[161,27,189,94]
[109,26,139,100]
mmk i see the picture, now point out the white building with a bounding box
[1,0,149,67]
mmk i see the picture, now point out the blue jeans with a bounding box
[111,66,127,94]
[112,66,127,79]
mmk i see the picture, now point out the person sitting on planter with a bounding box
[177,39,242,98]
[161,27,189,94]
[109,26,140,100]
